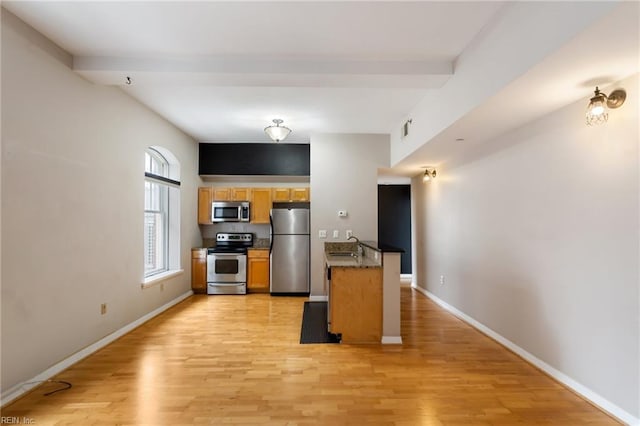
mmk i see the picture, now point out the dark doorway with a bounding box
[378,185,412,274]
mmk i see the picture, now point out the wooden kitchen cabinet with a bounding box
[271,187,310,202]
[231,187,251,201]
[198,187,213,225]
[199,186,307,225]
[212,187,232,201]
[191,248,207,294]
[290,187,310,201]
[211,187,250,201]
[271,188,291,202]
[250,188,272,224]
[247,249,270,293]
[329,267,382,343]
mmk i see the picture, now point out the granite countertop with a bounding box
[251,238,270,249]
[325,253,381,268]
[325,241,404,254]
[324,241,381,268]
[360,240,405,253]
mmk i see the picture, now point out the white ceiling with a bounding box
[3,1,504,144]
[389,0,640,175]
[3,1,638,176]
[4,2,502,59]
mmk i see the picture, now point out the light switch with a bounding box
[319,230,327,238]
[333,230,339,238]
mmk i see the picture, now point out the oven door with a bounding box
[207,253,247,283]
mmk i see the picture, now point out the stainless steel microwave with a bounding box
[212,201,250,222]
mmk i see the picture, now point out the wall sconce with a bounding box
[586,86,626,126]
[423,168,436,182]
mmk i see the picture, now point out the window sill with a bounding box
[141,269,184,289]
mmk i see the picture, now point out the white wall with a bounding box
[389,1,616,165]
[1,11,201,393]
[413,74,639,419]
[309,133,389,296]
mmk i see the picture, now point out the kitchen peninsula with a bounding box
[325,241,403,344]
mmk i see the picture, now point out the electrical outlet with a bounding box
[440,275,445,285]
[333,230,339,238]
[319,230,327,238]
[346,230,353,239]
[101,303,107,315]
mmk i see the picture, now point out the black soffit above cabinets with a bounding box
[199,143,310,176]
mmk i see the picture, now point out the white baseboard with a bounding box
[400,274,413,286]
[381,336,403,344]
[411,284,639,426]
[308,295,328,302]
[1,290,193,407]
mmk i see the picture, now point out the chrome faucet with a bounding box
[348,235,363,258]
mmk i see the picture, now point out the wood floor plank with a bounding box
[1,288,620,425]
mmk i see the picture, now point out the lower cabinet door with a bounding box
[191,249,207,293]
[247,250,270,293]
[330,267,382,343]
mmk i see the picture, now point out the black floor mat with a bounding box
[300,302,340,344]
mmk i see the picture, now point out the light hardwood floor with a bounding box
[2,288,619,425]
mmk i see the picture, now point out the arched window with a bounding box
[144,147,180,279]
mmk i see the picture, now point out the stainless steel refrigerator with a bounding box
[270,202,310,295]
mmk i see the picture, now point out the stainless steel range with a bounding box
[206,232,252,295]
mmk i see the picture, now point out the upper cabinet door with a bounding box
[212,187,231,201]
[231,188,251,201]
[290,188,310,201]
[251,188,272,224]
[197,187,213,225]
[271,187,310,202]
[271,188,291,202]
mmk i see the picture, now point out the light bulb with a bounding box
[590,103,605,116]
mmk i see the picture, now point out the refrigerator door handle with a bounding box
[269,213,274,254]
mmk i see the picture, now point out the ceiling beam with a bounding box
[73,55,453,89]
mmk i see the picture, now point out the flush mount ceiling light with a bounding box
[264,119,291,142]
[586,86,626,126]
[423,168,437,182]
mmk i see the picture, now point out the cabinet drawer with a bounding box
[191,248,207,259]
[248,249,270,258]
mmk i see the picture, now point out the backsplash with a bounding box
[202,237,270,248]
[201,223,270,239]
[201,223,270,247]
